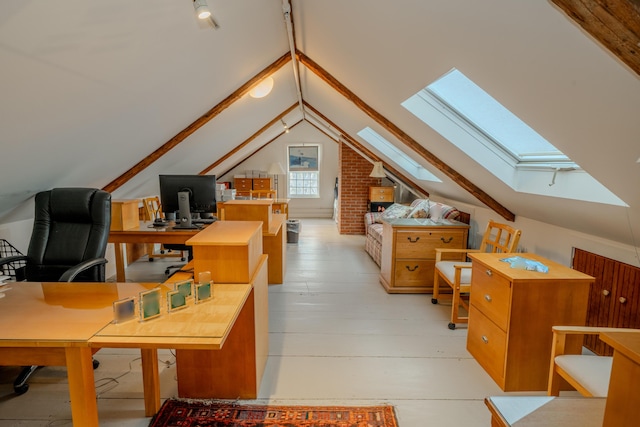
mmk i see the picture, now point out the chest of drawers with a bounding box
[379,218,469,293]
[466,253,594,391]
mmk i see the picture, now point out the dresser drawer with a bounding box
[369,187,394,202]
[394,260,434,287]
[234,178,252,191]
[467,304,507,386]
[253,178,271,190]
[396,230,466,258]
[470,262,511,331]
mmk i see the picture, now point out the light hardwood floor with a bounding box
[0,219,508,426]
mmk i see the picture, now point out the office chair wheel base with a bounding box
[431,298,438,304]
[181,257,186,261]
[448,322,456,330]
[93,359,100,370]
[148,258,154,262]
[13,383,29,395]
[165,269,171,275]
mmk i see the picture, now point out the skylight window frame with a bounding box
[421,84,576,170]
[357,127,441,182]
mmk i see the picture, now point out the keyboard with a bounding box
[192,217,217,225]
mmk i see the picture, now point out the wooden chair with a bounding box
[547,326,640,397]
[249,189,275,199]
[142,196,187,263]
[432,220,522,330]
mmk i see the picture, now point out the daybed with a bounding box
[364,199,469,266]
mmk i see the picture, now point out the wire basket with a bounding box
[0,239,26,281]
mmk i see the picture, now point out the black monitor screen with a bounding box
[159,174,217,216]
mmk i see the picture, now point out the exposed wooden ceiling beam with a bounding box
[551,0,640,76]
[303,102,429,199]
[102,52,292,193]
[200,103,298,176]
[297,51,515,222]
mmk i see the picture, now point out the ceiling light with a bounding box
[249,76,274,98]
[194,0,211,20]
[281,119,289,133]
[369,162,386,178]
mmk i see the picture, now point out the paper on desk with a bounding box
[500,256,549,273]
[489,396,555,424]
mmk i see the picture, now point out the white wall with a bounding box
[219,121,339,219]
[440,197,640,269]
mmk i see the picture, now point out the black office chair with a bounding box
[0,188,111,394]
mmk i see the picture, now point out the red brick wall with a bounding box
[338,142,380,234]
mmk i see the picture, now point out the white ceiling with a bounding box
[1,0,639,246]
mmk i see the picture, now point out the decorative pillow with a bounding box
[432,202,461,221]
[408,199,431,218]
[380,203,413,221]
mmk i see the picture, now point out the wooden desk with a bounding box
[0,278,266,425]
[263,214,286,284]
[108,221,200,281]
[0,282,156,426]
[485,396,605,427]
[600,331,640,426]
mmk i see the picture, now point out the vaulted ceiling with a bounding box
[1,1,639,247]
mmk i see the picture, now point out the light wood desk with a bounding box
[600,331,640,426]
[485,396,605,427]
[108,221,200,281]
[0,282,156,426]
[0,278,266,425]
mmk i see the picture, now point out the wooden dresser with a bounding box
[234,177,272,198]
[466,252,594,391]
[379,218,469,293]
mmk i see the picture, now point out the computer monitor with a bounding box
[159,174,217,229]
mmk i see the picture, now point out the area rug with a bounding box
[149,399,399,427]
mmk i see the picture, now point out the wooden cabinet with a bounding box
[252,178,272,190]
[573,248,640,356]
[369,186,394,202]
[379,219,469,293]
[234,178,253,197]
[233,177,272,197]
[466,253,594,391]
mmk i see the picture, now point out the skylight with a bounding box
[402,68,627,206]
[357,127,441,182]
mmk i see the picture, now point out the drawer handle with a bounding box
[485,269,493,277]
[484,294,492,302]
[440,236,454,244]
[619,297,627,304]
[602,289,610,296]
[405,265,419,272]
[407,236,420,243]
[481,335,489,344]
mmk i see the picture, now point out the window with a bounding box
[357,127,441,182]
[288,145,319,198]
[402,68,627,206]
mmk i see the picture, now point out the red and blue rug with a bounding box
[149,399,399,427]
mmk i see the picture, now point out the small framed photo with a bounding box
[174,280,193,299]
[167,289,187,312]
[195,281,212,303]
[113,296,136,324]
[139,288,162,321]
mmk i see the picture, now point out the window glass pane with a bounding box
[288,171,319,198]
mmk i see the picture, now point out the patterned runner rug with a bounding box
[149,399,399,427]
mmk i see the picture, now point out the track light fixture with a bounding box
[281,119,290,133]
[194,0,211,20]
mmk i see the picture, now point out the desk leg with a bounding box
[65,347,99,427]
[141,348,161,417]
[114,242,126,282]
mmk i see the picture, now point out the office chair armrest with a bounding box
[0,255,28,268]
[59,258,108,282]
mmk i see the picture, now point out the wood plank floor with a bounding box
[0,219,511,426]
